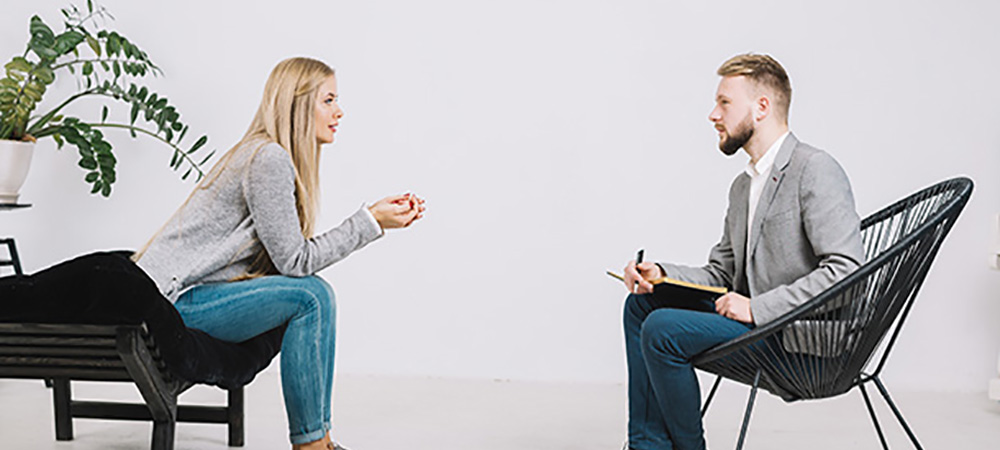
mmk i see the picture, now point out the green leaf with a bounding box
[85,171,99,182]
[86,35,101,56]
[35,67,55,84]
[30,45,59,61]
[101,105,108,123]
[137,86,147,101]
[53,30,85,55]
[5,57,32,73]
[199,149,216,165]
[100,61,109,71]
[87,0,93,13]
[129,101,139,125]
[29,16,55,47]
[53,133,64,148]
[189,135,207,153]
[79,157,97,170]
[107,33,120,56]
[101,183,111,197]
[171,121,182,132]
[82,61,93,76]
[182,167,193,180]
[112,61,120,78]
[91,181,102,194]
[22,85,42,102]
[153,98,167,109]
[170,149,179,167]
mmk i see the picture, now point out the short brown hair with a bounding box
[717,53,791,121]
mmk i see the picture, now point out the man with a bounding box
[620,54,864,450]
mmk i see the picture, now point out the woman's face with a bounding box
[314,75,343,144]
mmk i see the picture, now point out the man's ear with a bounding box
[755,95,771,122]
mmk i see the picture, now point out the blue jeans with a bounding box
[175,275,336,445]
[624,293,753,450]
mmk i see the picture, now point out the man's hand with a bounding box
[623,260,664,294]
[715,292,754,323]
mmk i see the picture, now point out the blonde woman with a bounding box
[135,57,425,450]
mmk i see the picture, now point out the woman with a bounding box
[134,57,425,450]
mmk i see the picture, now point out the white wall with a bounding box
[1,0,998,392]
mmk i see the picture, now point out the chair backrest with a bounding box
[836,177,971,383]
[694,177,973,400]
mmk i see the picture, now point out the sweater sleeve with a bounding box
[243,143,383,276]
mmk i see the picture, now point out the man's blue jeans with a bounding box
[624,293,752,450]
[174,275,336,445]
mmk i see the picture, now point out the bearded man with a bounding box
[619,53,864,450]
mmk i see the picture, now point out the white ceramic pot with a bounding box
[0,139,35,204]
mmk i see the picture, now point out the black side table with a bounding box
[1,203,30,275]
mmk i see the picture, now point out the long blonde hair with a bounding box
[135,57,335,277]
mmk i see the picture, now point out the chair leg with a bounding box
[228,387,245,447]
[52,378,73,441]
[859,382,890,450]
[735,370,761,450]
[701,375,723,418]
[872,376,924,450]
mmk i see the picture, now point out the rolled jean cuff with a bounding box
[290,426,327,445]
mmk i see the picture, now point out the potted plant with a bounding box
[0,1,213,202]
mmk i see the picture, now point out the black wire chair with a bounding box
[693,177,973,450]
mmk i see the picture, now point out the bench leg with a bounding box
[228,387,245,447]
[151,419,176,450]
[52,378,73,441]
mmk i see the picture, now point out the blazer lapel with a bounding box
[732,175,750,285]
[747,133,798,261]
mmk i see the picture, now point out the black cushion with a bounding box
[0,251,283,389]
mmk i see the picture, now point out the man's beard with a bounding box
[718,113,754,156]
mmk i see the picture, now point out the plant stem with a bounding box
[51,57,154,73]
[87,123,206,178]
[25,89,97,136]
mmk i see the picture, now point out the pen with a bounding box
[635,249,644,292]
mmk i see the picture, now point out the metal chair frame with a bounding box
[693,177,973,450]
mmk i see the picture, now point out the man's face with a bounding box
[709,76,755,156]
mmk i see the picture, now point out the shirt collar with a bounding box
[744,130,789,178]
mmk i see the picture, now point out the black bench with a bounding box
[0,323,246,449]
[0,251,284,450]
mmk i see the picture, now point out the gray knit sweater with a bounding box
[136,140,383,302]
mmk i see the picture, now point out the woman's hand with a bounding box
[368,193,426,230]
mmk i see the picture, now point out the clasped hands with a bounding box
[368,193,426,230]
[623,259,755,324]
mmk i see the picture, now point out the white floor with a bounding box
[0,372,997,450]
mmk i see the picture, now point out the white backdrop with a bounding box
[1,0,998,392]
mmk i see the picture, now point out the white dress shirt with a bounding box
[745,131,789,248]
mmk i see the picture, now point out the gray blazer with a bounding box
[660,133,864,325]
